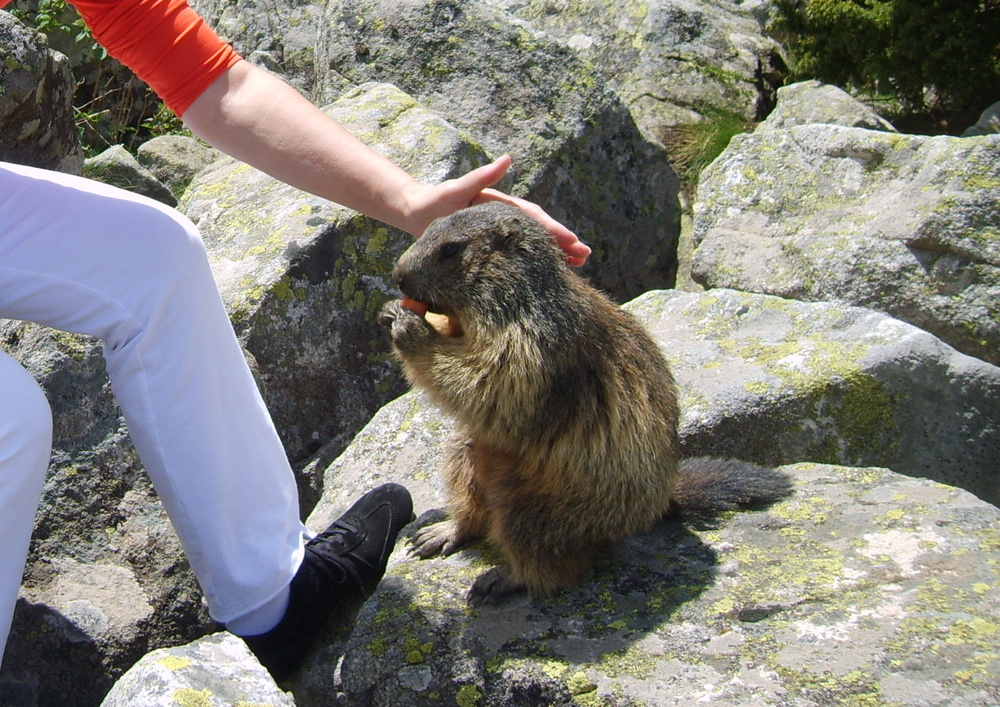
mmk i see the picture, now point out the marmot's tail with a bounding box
[672,457,793,523]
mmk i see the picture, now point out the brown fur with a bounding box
[380,203,789,604]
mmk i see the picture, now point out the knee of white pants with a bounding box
[122,205,213,301]
[97,203,222,354]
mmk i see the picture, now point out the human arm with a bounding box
[183,60,591,266]
[181,60,502,237]
[66,0,590,259]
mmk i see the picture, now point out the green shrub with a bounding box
[661,108,755,195]
[771,0,1000,132]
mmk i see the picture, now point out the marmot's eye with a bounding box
[438,241,466,261]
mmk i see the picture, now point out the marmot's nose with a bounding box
[392,265,410,292]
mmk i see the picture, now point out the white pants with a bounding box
[0,161,306,666]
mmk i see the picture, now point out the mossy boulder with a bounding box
[189,0,325,96]
[314,0,681,301]
[178,82,494,501]
[136,135,222,202]
[630,288,999,506]
[319,462,998,706]
[691,121,1000,367]
[0,12,82,173]
[83,145,177,206]
[756,80,897,133]
[492,0,787,139]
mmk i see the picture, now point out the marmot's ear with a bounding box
[492,214,527,251]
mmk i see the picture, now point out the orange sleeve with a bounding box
[68,0,242,116]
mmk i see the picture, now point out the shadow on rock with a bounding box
[0,598,124,707]
[319,516,719,706]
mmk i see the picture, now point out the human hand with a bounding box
[472,188,591,268]
[403,155,591,267]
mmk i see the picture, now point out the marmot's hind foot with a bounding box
[468,566,527,606]
[410,519,466,558]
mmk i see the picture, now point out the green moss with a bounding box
[455,683,482,707]
[595,643,661,680]
[566,670,597,697]
[171,689,212,707]
[836,373,898,462]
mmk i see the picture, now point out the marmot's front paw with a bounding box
[410,519,466,558]
[380,299,431,349]
[468,566,526,606]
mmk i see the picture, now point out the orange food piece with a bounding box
[426,312,461,337]
[401,295,429,316]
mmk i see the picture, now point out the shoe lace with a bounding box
[305,519,367,591]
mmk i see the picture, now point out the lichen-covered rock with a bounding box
[84,145,177,206]
[492,0,787,139]
[100,632,296,706]
[189,0,324,96]
[691,124,1000,367]
[315,0,681,301]
[179,82,492,494]
[136,135,221,201]
[315,460,1000,706]
[0,322,212,707]
[0,12,83,173]
[629,288,1000,506]
[755,80,896,133]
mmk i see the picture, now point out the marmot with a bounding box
[379,202,790,605]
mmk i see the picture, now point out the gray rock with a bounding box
[330,463,998,706]
[963,100,1000,137]
[0,322,211,707]
[84,145,177,206]
[100,632,296,706]
[691,124,1000,367]
[136,135,221,201]
[0,12,83,173]
[190,0,324,96]
[314,0,682,301]
[179,82,493,495]
[492,0,787,139]
[756,80,897,133]
[630,288,1000,506]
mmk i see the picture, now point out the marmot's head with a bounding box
[392,202,568,329]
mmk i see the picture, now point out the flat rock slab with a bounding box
[335,463,999,706]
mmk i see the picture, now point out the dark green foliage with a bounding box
[772,0,1000,132]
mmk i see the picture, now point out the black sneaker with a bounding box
[241,483,413,682]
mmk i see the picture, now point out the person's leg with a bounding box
[0,351,52,670]
[0,161,302,624]
[0,161,412,680]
